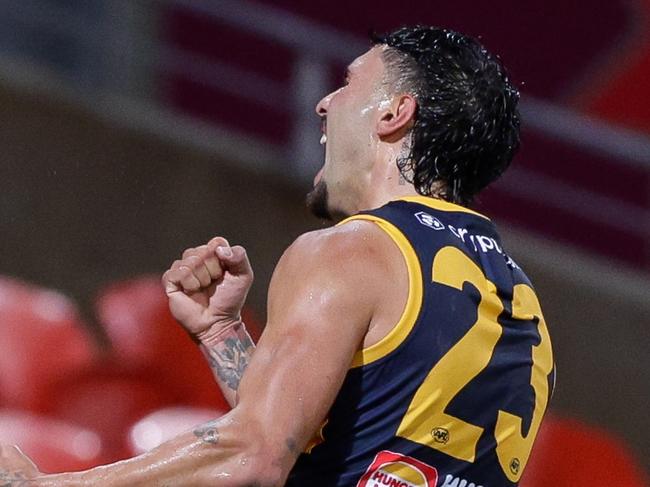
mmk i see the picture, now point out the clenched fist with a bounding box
[162,237,254,340]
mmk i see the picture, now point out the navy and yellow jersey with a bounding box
[285,196,555,487]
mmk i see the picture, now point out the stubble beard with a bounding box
[305,180,333,220]
[306,180,349,221]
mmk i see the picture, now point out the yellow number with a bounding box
[396,246,504,462]
[396,246,553,480]
[495,284,553,482]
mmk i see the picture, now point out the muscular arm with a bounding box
[30,223,384,487]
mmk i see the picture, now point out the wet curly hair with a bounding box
[372,26,521,205]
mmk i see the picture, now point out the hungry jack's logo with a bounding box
[356,450,438,487]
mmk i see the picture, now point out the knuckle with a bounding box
[203,254,219,265]
[182,247,197,259]
[208,236,229,247]
[197,247,213,261]
[164,269,179,282]
[186,255,201,267]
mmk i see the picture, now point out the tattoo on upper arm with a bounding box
[0,471,30,487]
[285,438,299,456]
[271,438,301,472]
[205,333,254,391]
[193,419,220,445]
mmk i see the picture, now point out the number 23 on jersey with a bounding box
[396,246,554,482]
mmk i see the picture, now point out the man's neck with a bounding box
[356,183,422,213]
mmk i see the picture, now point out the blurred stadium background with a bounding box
[0,0,648,484]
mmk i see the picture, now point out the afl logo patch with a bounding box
[414,211,445,230]
[356,450,438,487]
[432,427,450,444]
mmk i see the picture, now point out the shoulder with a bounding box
[277,219,397,279]
[266,218,403,319]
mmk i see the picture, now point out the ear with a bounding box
[377,94,417,139]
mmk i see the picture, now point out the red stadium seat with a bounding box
[0,410,105,473]
[521,415,649,487]
[127,406,224,455]
[0,277,96,411]
[95,276,231,410]
[45,370,177,462]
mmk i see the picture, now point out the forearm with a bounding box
[199,321,256,407]
[35,433,212,486]
[1,469,35,486]
[32,415,270,487]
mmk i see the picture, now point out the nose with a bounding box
[315,91,333,117]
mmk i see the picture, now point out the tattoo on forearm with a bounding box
[0,471,30,487]
[193,419,220,445]
[205,331,254,391]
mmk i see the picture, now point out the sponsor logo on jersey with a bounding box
[414,212,445,231]
[439,474,484,487]
[413,211,520,268]
[356,450,438,487]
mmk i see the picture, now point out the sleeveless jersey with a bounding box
[285,196,555,487]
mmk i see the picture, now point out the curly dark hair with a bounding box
[372,26,521,205]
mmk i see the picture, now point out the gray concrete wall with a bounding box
[0,88,318,323]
